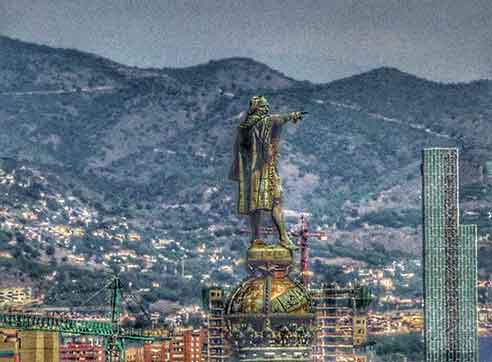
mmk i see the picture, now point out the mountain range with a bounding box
[1,35,491,304]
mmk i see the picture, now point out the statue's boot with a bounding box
[272,204,299,251]
[279,236,299,251]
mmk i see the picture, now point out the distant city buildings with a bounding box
[0,288,33,307]
[143,328,205,362]
[0,147,489,362]
[0,325,207,362]
[367,310,423,335]
[422,148,479,362]
[60,342,104,361]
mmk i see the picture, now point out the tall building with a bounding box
[422,148,479,362]
[59,342,105,361]
[311,284,371,362]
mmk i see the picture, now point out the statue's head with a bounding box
[249,95,269,114]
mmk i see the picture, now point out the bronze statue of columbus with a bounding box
[229,95,304,251]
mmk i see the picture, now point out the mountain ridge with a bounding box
[3,34,490,87]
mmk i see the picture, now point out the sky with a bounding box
[0,0,491,83]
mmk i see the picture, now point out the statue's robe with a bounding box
[229,112,296,214]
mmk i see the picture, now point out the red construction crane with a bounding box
[290,215,328,287]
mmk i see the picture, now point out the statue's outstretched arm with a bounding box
[270,112,304,125]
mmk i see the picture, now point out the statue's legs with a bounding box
[250,210,262,242]
[271,199,299,251]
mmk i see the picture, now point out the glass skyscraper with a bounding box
[422,148,479,362]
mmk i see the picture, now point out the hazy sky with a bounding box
[1,0,491,83]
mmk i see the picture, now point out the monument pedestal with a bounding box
[225,240,316,362]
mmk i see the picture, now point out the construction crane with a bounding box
[290,215,328,287]
[0,276,156,362]
[238,214,328,287]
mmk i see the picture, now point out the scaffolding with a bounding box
[311,285,371,362]
[205,287,230,362]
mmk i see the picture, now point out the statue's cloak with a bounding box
[229,113,277,214]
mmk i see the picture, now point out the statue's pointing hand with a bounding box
[290,111,306,124]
